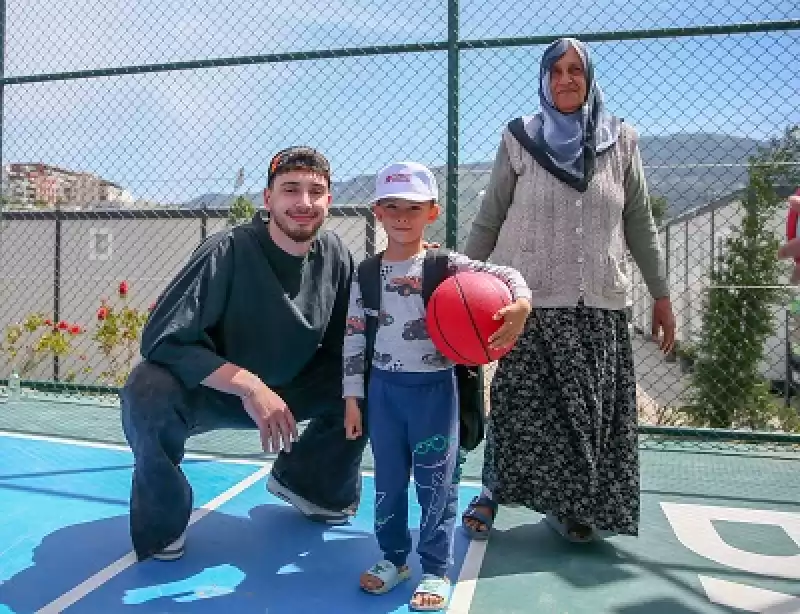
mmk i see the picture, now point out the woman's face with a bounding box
[549,46,587,114]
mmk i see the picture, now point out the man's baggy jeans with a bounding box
[120,358,367,560]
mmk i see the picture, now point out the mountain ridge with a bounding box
[183,132,763,221]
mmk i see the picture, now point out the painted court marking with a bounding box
[34,463,273,614]
[1,431,487,614]
[0,429,270,467]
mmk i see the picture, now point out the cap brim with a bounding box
[370,192,437,204]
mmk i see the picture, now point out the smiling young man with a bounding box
[120,146,367,562]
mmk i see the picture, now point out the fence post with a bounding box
[710,207,715,275]
[53,206,61,381]
[785,308,791,408]
[0,0,5,257]
[365,208,376,257]
[445,0,459,249]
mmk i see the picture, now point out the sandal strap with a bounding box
[365,559,401,581]
[462,507,493,526]
[466,495,497,515]
[413,574,452,600]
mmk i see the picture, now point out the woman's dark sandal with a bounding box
[544,514,595,544]
[461,495,498,540]
[544,514,603,543]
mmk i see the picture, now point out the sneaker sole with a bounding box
[267,476,350,525]
[152,547,185,561]
[152,532,186,561]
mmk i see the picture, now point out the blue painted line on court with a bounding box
[0,434,481,614]
[0,434,258,614]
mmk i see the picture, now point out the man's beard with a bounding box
[271,210,324,243]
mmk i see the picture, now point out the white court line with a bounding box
[0,430,487,486]
[34,464,272,614]
[448,538,489,614]
[0,429,268,467]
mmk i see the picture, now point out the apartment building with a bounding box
[2,163,133,208]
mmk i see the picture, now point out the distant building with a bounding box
[1,163,133,208]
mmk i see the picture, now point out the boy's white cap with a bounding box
[371,161,438,204]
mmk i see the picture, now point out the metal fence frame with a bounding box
[0,5,798,247]
[0,3,799,442]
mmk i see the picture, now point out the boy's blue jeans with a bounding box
[120,359,367,560]
[367,367,460,578]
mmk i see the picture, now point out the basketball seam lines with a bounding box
[431,291,474,364]
[453,275,492,364]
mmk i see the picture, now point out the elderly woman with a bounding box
[461,37,676,542]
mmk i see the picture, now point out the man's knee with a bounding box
[121,361,185,435]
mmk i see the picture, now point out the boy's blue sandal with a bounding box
[461,494,498,540]
[409,574,452,612]
[360,560,411,595]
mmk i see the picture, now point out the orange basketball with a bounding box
[426,271,514,366]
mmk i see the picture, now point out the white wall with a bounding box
[0,212,377,384]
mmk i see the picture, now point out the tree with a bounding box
[650,194,669,226]
[227,195,256,227]
[685,125,799,431]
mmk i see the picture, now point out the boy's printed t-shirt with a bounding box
[342,250,532,399]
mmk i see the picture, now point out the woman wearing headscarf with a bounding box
[461,38,676,542]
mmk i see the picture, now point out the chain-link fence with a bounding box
[0,0,798,448]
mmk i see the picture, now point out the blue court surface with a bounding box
[0,432,482,614]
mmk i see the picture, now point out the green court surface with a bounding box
[1,392,798,614]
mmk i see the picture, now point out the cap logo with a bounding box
[386,173,411,183]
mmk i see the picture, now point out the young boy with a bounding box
[342,161,532,611]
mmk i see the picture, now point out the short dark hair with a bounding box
[267,146,331,188]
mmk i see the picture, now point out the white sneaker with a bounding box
[152,531,186,561]
[267,474,350,525]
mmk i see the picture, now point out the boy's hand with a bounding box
[489,298,531,350]
[344,398,363,440]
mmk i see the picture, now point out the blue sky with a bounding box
[3,0,798,203]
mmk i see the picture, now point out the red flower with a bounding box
[58,321,68,330]
[97,307,109,320]
[118,281,129,297]
[69,325,82,335]
[44,319,53,326]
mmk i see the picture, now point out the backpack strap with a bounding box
[421,246,486,452]
[422,247,451,305]
[357,251,384,373]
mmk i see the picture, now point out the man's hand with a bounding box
[489,298,532,350]
[651,297,676,354]
[240,382,298,454]
[344,398,363,440]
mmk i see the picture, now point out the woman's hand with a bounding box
[651,297,676,354]
[489,298,532,350]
